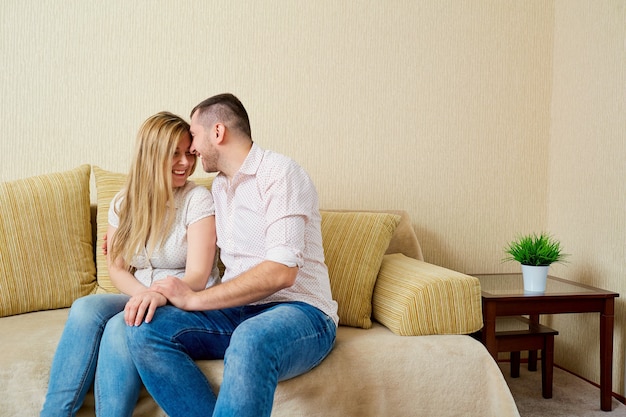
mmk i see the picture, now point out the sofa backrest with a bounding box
[322,209,423,262]
[382,210,423,261]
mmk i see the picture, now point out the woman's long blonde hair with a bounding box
[110,111,196,268]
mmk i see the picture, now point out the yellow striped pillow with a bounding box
[321,211,400,329]
[0,165,97,317]
[372,253,483,335]
[93,166,215,292]
[93,166,127,293]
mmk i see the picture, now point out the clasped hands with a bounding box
[124,289,167,326]
[102,234,196,326]
[125,278,194,326]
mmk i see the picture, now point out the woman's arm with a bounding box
[178,215,216,291]
[120,215,217,326]
[106,224,150,296]
[107,224,167,326]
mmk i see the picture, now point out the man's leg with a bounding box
[213,302,336,417]
[126,305,238,417]
[41,294,129,417]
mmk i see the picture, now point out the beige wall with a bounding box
[546,0,626,395]
[1,0,624,396]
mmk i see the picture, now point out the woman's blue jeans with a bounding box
[127,301,336,417]
[40,293,142,417]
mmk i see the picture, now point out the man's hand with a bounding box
[102,233,108,256]
[124,291,167,326]
[151,276,196,310]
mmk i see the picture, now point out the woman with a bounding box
[41,112,220,417]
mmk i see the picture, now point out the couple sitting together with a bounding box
[40,93,339,417]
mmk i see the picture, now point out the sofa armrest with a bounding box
[372,253,483,336]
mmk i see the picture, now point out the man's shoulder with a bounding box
[258,147,306,176]
[258,146,293,163]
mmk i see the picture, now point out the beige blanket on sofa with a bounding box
[1,309,519,417]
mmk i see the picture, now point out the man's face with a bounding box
[190,112,219,173]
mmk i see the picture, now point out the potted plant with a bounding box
[503,232,568,292]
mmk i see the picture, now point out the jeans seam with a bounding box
[172,327,233,340]
[307,317,336,368]
[279,312,336,371]
[76,320,107,415]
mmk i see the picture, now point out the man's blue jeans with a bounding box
[127,301,336,417]
[40,293,142,417]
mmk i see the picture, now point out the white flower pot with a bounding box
[521,264,549,293]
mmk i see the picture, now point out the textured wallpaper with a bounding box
[547,0,626,395]
[0,0,554,273]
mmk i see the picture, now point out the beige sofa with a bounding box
[0,165,520,417]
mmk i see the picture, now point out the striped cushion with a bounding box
[0,165,97,317]
[93,166,126,293]
[321,211,400,329]
[93,166,215,292]
[372,253,483,335]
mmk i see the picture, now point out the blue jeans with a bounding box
[127,302,336,417]
[40,293,142,417]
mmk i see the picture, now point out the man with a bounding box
[126,93,339,417]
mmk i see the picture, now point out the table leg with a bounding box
[510,352,521,378]
[482,301,497,360]
[528,314,540,372]
[542,334,554,399]
[600,299,615,411]
[528,350,538,372]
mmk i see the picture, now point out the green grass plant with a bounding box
[503,232,568,266]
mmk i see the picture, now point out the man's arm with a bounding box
[124,215,217,325]
[151,260,297,311]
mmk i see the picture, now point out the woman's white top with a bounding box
[108,181,220,288]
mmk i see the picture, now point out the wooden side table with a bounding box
[495,316,558,398]
[474,274,618,411]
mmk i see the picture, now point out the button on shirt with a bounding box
[213,143,339,326]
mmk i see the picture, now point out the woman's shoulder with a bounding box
[175,181,214,220]
[184,181,212,197]
[176,181,213,207]
[109,189,126,210]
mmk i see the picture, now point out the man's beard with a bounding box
[201,153,218,173]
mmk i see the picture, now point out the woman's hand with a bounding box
[124,290,167,326]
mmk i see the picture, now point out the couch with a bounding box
[0,165,520,417]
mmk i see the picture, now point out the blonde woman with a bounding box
[41,112,220,417]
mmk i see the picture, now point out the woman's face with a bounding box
[171,133,195,188]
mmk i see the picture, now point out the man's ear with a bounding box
[214,123,226,144]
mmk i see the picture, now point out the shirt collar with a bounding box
[217,142,263,183]
[238,142,263,177]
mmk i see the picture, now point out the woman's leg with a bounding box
[213,302,337,417]
[94,311,141,417]
[40,293,129,417]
